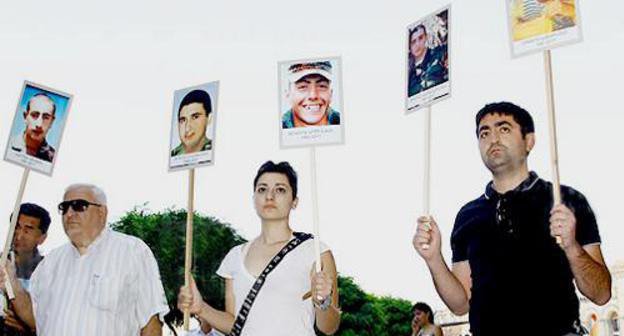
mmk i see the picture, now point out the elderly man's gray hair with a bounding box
[64,184,107,205]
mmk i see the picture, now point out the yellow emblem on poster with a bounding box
[507,0,582,57]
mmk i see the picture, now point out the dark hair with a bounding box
[409,24,427,42]
[412,302,434,324]
[27,93,57,116]
[253,161,298,199]
[178,90,212,117]
[437,9,448,23]
[10,203,51,234]
[475,101,535,138]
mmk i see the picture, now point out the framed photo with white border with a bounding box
[506,0,583,58]
[405,5,451,113]
[168,81,219,171]
[4,81,73,176]
[278,56,345,149]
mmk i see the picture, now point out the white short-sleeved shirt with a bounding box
[29,228,169,336]
[217,237,330,336]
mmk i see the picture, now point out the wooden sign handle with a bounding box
[183,168,195,330]
[309,147,322,274]
[422,106,432,250]
[1,168,30,299]
[544,50,562,245]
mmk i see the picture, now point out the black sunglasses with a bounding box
[58,199,102,215]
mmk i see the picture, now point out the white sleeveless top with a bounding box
[217,237,330,336]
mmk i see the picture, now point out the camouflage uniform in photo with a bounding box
[408,46,448,97]
[9,135,55,163]
[170,137,212,156]
[281,108,341,129]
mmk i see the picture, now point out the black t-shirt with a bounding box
[451,172,600,336]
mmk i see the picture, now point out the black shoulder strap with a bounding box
[228,232,313,336]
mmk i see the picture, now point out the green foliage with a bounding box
[333,276,413,336]
[110,207,245,332]
[113,207,414,336]
[373,296,414,336]
[335,276,384,335]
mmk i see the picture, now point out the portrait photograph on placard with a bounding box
[406,5,451,113]
[507,0,582,57]
[4,81,72,176]
[278,56,345,148]
[168,81,219,171]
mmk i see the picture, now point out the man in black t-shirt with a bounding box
[412,102,612,336]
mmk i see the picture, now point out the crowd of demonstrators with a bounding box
[0,92,612,336]
[0,162,341,336]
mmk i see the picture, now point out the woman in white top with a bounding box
[178,161,340,335]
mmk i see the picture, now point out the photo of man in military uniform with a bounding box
[407,23,448,97]
[9,93,57,163]
[171,89,213,157]
[281,61,341,129]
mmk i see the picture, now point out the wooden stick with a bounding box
[422,106,432,250]
[183,168,195,330]
[309,147,322,274]
[1,168,30,299]
[543,50,562,245]
[423,105,432,216]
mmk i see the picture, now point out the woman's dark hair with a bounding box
[412,302,434,324]
[253,161,298,199]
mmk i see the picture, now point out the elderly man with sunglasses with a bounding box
[0,184,168,336]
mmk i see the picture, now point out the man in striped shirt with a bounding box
[1,184,169,335]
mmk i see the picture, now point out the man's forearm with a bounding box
[11,286,35,329]
[427,256,469,315]
[566,245,612,305]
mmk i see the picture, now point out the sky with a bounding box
[1,0,623,313]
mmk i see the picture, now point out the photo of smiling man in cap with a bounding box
[278,57,344,148]
[282,61,341,129]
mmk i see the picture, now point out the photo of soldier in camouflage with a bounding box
[9,92,57,163]
[407,9,449,98]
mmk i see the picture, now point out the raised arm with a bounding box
[413,216,471,315]
[313,251,340,335]
[550,204,611,305]
[0,263,36,329]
